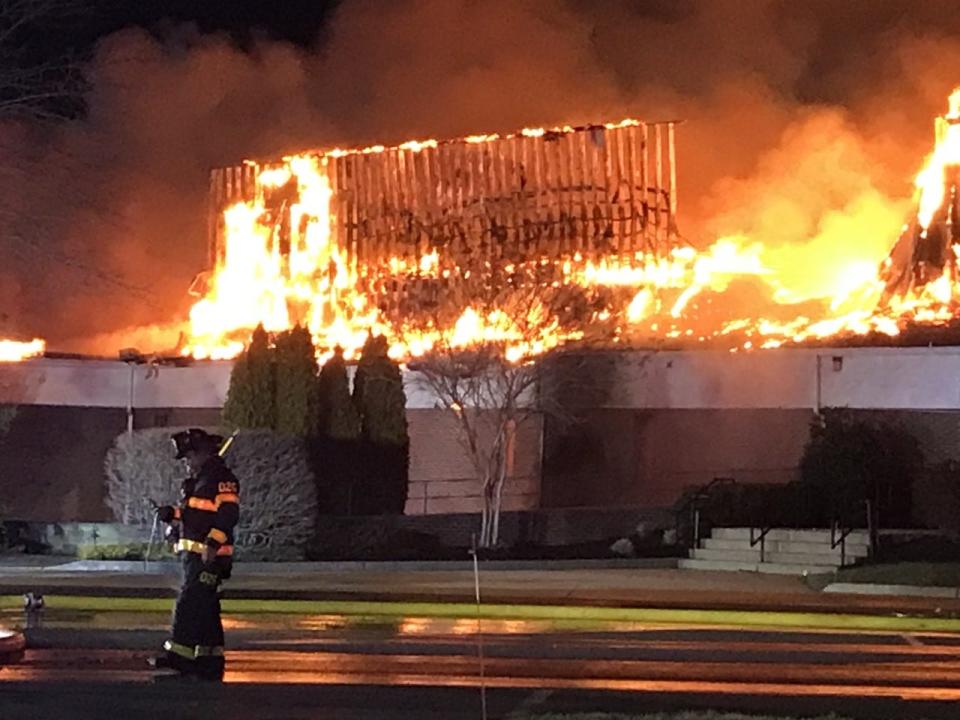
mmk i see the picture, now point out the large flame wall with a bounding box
[188,121,680,360]
[182,90,960,362]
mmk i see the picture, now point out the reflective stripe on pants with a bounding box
[169,553,225,666]
[164,640,224,659]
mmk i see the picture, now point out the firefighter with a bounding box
[149,428,240,679]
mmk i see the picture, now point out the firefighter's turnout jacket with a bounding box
[172,455,240,569]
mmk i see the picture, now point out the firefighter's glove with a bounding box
[201,544,215,566]
[164,525,180,545]
[155,505,176,523]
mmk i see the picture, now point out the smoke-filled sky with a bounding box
[4,0,960,352]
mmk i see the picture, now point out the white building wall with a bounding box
[2,345,960,410]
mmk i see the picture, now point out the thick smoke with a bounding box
[4,0,960,352]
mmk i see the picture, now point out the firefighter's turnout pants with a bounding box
[163,553,227,676]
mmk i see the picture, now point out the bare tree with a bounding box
[413,344,618,548]
[414,345,539,547]
[409,265,615,547]
[0,0,87,121]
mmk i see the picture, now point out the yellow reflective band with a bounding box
[176,539,203,553]
[215,493,239,508]
[195,645,224,657]
[207,528,227,544]
[175,539,233,556]
[163,640,195,660]
[186,497,217,512]
[165,640,224,659]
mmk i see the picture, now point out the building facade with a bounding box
[1,346,959,523]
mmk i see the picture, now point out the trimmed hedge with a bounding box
[104,427,318,560]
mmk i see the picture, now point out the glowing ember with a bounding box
[0,338,44,362]
[182,90,960,362]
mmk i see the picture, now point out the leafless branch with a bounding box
[408,259,621,546]
[0,0,89,121]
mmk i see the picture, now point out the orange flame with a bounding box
[182,94,960,362]
[0,338,44,362]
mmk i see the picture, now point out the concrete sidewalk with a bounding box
[2,559,960,618]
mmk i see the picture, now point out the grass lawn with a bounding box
[832,561,960,587]
[7,594,960,631]
[528,713,849,720]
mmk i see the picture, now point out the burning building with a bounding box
[10,92,960,534]
[0,339,44,363]
[180,88,960,362]
[187,119,681,361]
[7,89,960,363]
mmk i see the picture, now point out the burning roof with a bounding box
[14,88,960,365]
[0,338,44,363]
[186,119,681,362]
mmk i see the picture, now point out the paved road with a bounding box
[4,611,960,718]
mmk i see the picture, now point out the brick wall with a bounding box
[405,409,542,514]
[0,406,124,521]
[543,408,814,508]
[0,406,224,521]
[318,504,671,549]
[0,405,540,521]
[8,401,958,527]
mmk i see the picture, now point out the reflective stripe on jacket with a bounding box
[177,456,240,558]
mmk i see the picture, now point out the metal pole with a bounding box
[471,534,487,720]
[126,363,135,435]
[144,512,159,572]
[815,355,822,415]
[668,122,677,223]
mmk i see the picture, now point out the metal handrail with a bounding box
[830,520,853,568]
[831,499,873,568]
[674,477,736,549]
[750,526,772,562]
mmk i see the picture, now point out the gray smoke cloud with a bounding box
[3,0,960,351]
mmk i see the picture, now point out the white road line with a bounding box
[901,633,924,647]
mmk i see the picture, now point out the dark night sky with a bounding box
[37,1,342,55]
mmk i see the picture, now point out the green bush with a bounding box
[222,324,276,430]
[353,334,410,514]
[274,326,321,436]
[104,428,184,526]
[77,542,174,561]
[354,335,408,446]
[224,429,318,560]
[800,409,923,527]
[317,347,361,441]
[314,348,361,514]
[104,427,318,560]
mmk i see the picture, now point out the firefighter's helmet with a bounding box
[171,428,223,459]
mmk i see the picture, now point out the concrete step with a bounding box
[709,527,870,545]
[678,558,838,575]
[690,547,851,567]
[701,537,869,558]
